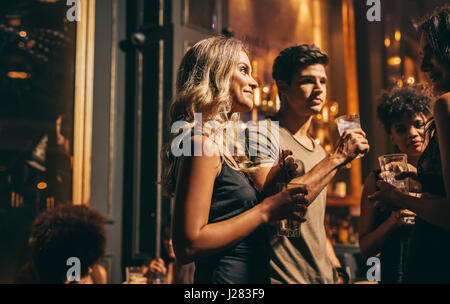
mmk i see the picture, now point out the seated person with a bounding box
[14,204,107,284]
[143,219,195,284]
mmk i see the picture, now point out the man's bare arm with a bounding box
[253,129,369,205]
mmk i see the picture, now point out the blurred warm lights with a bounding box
[397,79,404,88]
[395,30,401,41]
[322,106,329,122]
[407,77,415,84]
[262,86,269,94]
[19,31,27,38]
[7,71,31,79]
[329,102,339,116]
[253,87,261,106]
[388,56,402,66]
[384,38,391,48]
[37,182,48,190]
[275,94,281,111]
[8,18,21,27]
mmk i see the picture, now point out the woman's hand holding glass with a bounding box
[260,149,298,198]
[261,183,308,225]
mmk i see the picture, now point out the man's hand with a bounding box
[144,258,167,278]
[331,129,370,166]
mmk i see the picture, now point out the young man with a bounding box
[250,45,369,283]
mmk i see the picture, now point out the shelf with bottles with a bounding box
[326,168,362,207]
[326,206,360,247]
[327,195,360,207]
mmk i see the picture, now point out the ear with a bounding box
[276,80,289,100]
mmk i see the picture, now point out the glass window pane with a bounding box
[184,0,218,33]
[0,0,76,282]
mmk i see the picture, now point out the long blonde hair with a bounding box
[161,36,252,196]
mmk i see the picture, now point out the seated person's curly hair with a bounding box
[376,83,434,134]
[26,204,106,283]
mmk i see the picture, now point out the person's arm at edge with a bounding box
[435,93,450,201]
[359,173,399,257]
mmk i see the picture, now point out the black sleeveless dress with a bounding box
[193,162,270,284]
[372,170,414,284]
[405,121,450,283]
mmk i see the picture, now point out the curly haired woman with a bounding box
[359,84,433,283]
[14,204,107,284]
[368,5,450,283]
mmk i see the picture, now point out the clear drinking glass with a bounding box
[378,153,415,224]
[336,114,365,158]
[277,183,306,237]
[126,266,147,284]
[150,272,167,284]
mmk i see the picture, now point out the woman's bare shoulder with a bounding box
[176,135,222,176]
[434,93,450,115]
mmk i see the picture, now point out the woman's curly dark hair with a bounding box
[377,83,434,134]
[29,204,106,283]
[272,44,329,85]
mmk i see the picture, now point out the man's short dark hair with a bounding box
[29,204,106,283]
[272,44,329,85]
[376,83,433,134]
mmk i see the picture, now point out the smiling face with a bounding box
[278,64,327,118]
[229,51,258,113]
[390,114,427,158]
[419,33,450,94]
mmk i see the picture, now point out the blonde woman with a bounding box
[161,36,306,284]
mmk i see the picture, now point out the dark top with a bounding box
[372,170,414,284]
[13,262,40,284]
[405,121,450,283]
[193,162,270,284]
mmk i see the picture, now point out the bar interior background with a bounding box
[0,0,447,283]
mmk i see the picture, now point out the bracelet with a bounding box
[336,267,350,284]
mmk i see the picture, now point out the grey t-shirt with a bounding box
[249,119,338,284]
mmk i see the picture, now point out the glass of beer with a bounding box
[126,266,147,284]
